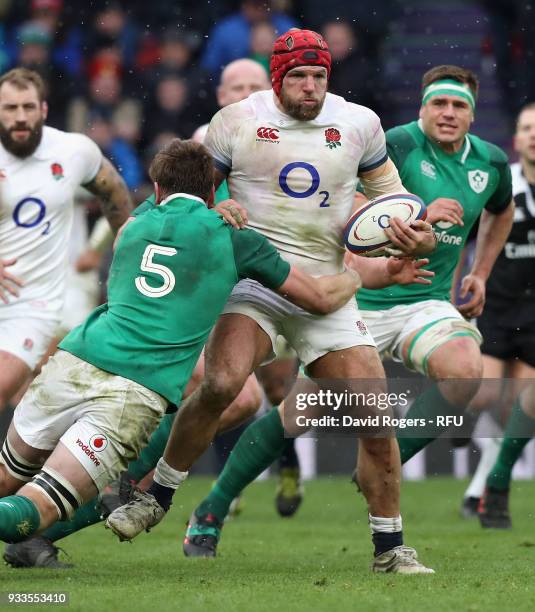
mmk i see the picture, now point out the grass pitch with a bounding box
[2,477,535,611]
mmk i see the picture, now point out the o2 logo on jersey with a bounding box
[279,162,330,207]
[12,197,50,235]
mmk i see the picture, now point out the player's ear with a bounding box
[206,185,215,209]
[154,182,161,204]
[41,101,48,120]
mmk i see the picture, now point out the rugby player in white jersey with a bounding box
[0,68,132,412]
[108,29,436,574]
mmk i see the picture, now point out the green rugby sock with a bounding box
[487,399,535,491]
[196,407,291,522]
[41,499,101,542]
[127,412,175,481]
[0,495,40,543]
[397,385,458,464]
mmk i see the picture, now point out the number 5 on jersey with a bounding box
[135,244,177,298]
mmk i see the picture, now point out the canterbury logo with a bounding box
[256,127,279,140]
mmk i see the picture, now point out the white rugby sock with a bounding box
[464,437,502,499]
[369,514,403,533]
[153,458,188,490]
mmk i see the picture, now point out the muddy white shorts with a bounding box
[13,350,167,491]
[362,299,473,369]
[223,279,375,366]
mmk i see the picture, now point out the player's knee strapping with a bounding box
[406,317,482,375]
[0,437,42,481]
[27,467,83,521]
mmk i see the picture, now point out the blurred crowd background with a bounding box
[1,0,534,199]
[1,0,535,478]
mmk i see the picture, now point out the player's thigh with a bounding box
[0,317,59,401]
[397,301,482,377]
[43,442,98,502]
[284,299,378,376]
[0,350,31,407]
[204,313,274,384]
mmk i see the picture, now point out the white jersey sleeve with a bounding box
[354,107,388,173]
[70,134,103,185]
[205,108,239,176]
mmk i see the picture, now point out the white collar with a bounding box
[159,193,206,207]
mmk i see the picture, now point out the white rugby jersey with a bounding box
[205,89,387,275]
[0,126,102,320]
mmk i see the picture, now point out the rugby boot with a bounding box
[478,487,512,529]
[105,490,166,541]
[183,512,222,557]
[372,546,435,574]
[3,536,73,569]
[460,496,481,519]
[275,467,304,517]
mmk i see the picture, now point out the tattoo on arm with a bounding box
[83,158,133,233]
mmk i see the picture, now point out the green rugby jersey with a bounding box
[358,120,512,310]
[60,194,290,404]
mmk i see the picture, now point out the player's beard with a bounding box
[280,90,325,121]
[0,118,44,158]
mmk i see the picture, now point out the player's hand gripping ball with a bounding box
[343,193,427,257]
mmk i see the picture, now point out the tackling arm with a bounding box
[83,158,133,233]
[275,266,362,315]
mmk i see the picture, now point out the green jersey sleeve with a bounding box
[132,193,156,217]
[484,145,513,214]
[385,124,420,170]
[230,228,291,290]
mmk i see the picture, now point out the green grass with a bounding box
[2,477,535,611]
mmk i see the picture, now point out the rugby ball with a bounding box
[343,193,427,257]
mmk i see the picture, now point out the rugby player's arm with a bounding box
[83,157,133,233]
[459,199,514,317]
[276,266,362,315]
[212,168,249,228]
[345,254,434,288]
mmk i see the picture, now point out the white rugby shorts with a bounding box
[362,299,467,365]
[0,316,59,370]
[13,350,167,491]
[223,279,375,365]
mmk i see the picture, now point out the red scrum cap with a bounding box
[270,28,331,98]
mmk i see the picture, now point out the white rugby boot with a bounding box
[105,490,166,541]
[372,546,435,574]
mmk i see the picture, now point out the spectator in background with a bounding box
[16,21,74,129]
[482,0,535,122]
[297,0,401,60]
[142,74,199,144]
[138,30,217,126]
[87,113,143,191]
[67,60,141,141]
[322,21,387,122]
[84,2,139,73]
[249,21,276,74]
[201,0,296,76]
